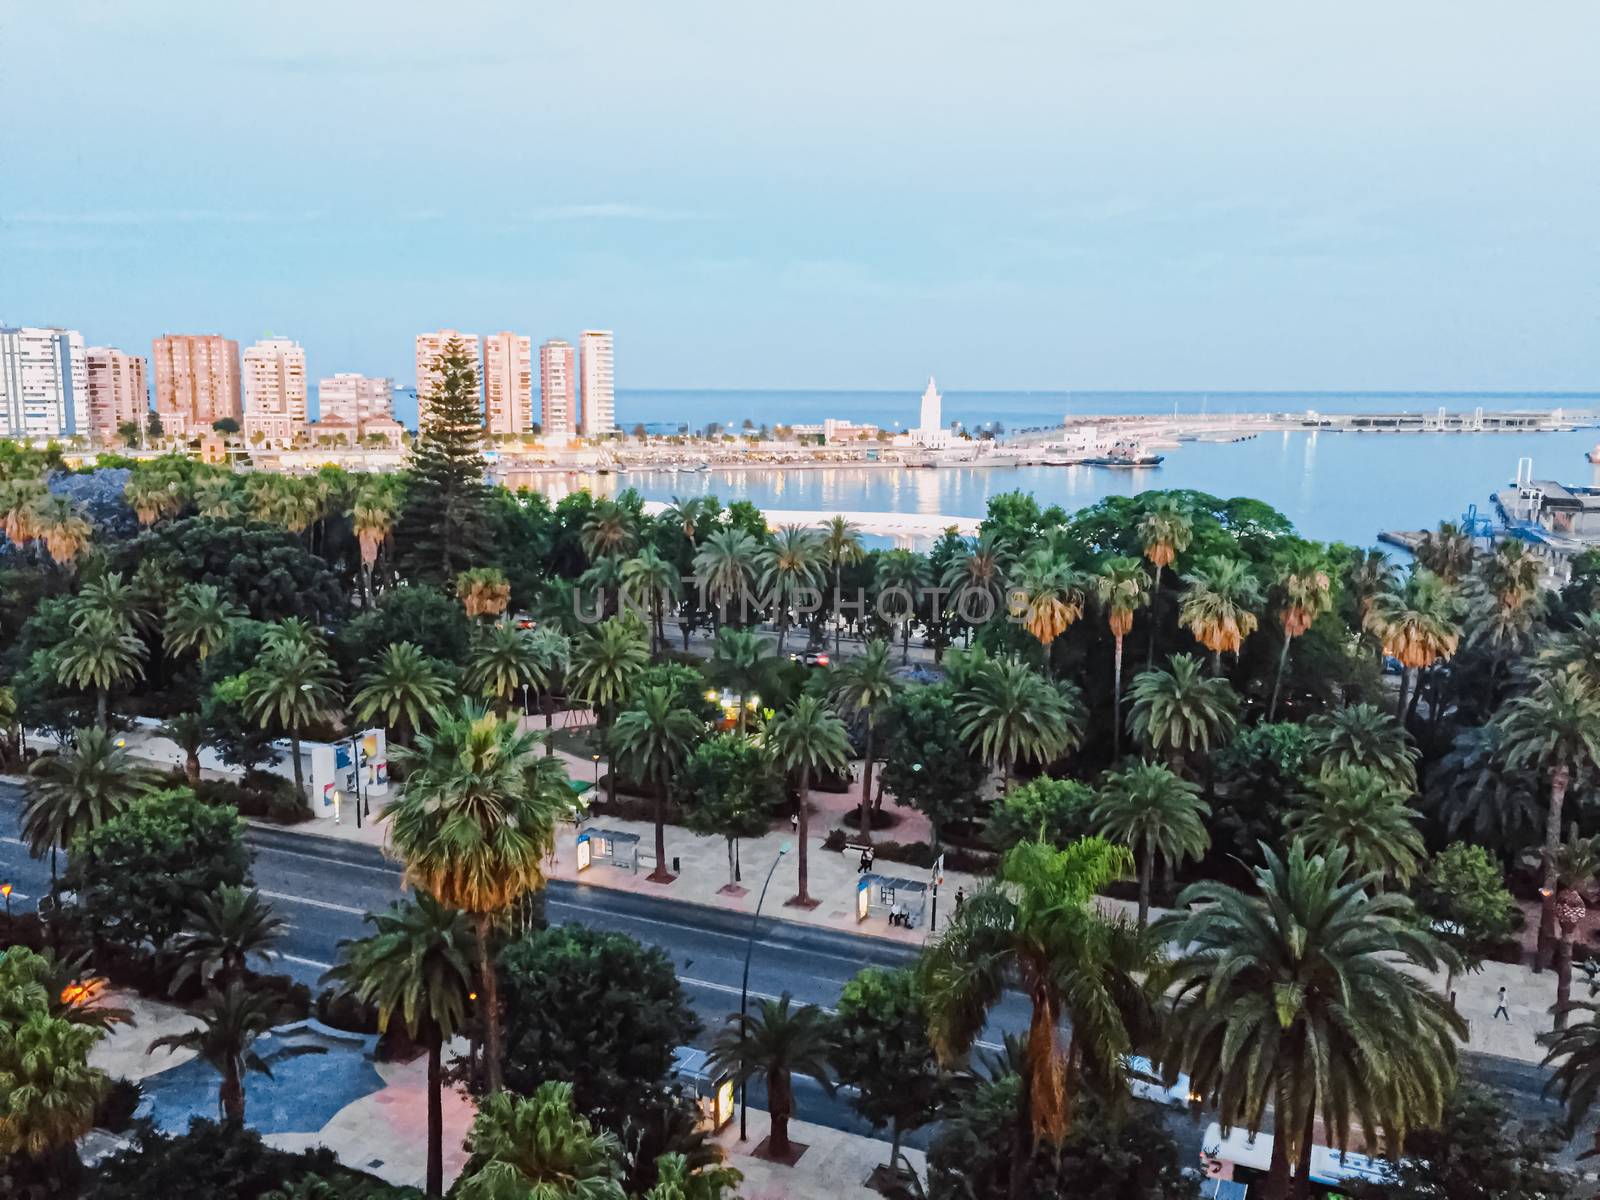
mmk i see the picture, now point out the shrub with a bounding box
[95,1078,143,1133]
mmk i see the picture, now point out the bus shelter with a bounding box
[575,829,640,874]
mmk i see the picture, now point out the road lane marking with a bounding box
[259,890,365,915]
[249,842,399,877]
[279,953,334,970]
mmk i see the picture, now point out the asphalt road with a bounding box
[0,782,1565,1161]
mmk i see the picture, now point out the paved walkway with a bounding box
[715,1110,926,1200]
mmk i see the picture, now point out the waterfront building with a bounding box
[414,329,481,431]
[790,418,881,443]
[539,338,577,439]
[242,337,307,447]
[151,333,241,437]
[915,376,951,447]
[578,329,614,435]
[482,332,533,436]
[0,326,87,439]
[85,346,149,442]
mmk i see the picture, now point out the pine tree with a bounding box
[397,338,494,583]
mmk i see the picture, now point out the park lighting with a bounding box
[705,688,719,703]
[591,754,600,787]
[739,841,791,1141]
[1,883,11,917]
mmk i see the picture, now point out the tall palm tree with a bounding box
[1009,550,1085,674]
[1284,765,1425,888]
[1093,555,1150,758]
[1305,702,1418,789]
[622,546,682,658]
[828,639,897,842]
[54,608,145,729]
[578,554,626,620]
[1093,761,1210,925]
[705,626,771,734]
[0,476,46,546]
[764,695,851,908]
[456,567,512,622]
[1268,547,1332,719]
[164,582,242,663]
[1365,569,1461,721]
[242,636,340,801]
[123,473,186,527]
[22,728,157,881]
[465,623,542,716]
[1125,653,1239,772]
[943,530,1012,643]
[75,571,154,636]
[1179,555,1263,674]
[611,686,703,885]
[0,1010,107,1186]
[1478,537,1543,614]
[33,495,93,566]
[354,641,452,746]
[1344,547,1398,630]
[192,474,241,521]
[1423,724,1542,861]
[757,525,822,655]
[383,704,563,1092]
[1539,613,1600,690]
[148,981,317,1123]
[325,893,475,1197]
[956,655,1082,791]
[1413,520,1474,584]
[660,495,708,545]
[168,885,288,994]
[1498,669,1600,970]
[875,549,930,664]
[693,528,760,630]
[351,483,400,606]
[526,627,572,746]
[921,838,1157,1187]
[569,616,650,739]
[1156,843,1466,1200]
[708,994,836,1160]
[1138,497,1193,669]
[581,499,640,562]
[822,515,867,657]
[456,1082,626,1200]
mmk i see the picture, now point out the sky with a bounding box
[2,2,1597,393]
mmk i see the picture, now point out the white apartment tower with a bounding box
[0,326,87,439]
[578,329,614,435]
[242,337,308,446]
[85,347,149,442]
[415,330,482,431]
[481,332,533,436]
[539,339,576,438]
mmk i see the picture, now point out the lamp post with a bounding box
[348,733,365,829]
[739,841,791,1141]
[2,883,11,918]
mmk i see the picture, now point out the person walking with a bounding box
[954,886,966,915]
[858,845,875,874]
[1493,986,1511,1022]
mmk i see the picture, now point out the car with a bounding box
[789,650,830,667]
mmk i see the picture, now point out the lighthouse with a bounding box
[916,376,949,446]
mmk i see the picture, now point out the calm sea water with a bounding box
[533,427,1600,548]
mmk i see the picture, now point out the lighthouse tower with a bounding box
[916,376,950,446]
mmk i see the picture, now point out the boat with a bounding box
[1588,443,1600,464]
[1083,439,1164,468]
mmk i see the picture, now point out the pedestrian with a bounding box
[954,886,966,915]
[789,810,798,833]
[1493,986,1511,1022]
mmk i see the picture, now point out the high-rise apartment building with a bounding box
[414,330,482,431]
[85,347,149,442]
[481,332,533,436]
[578,330,614,435]
[0,326,87,439]
[151,334,241,437]
[242,338,308,446]
[317,373,393,425]
[538,339,576,438]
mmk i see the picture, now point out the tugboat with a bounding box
[1083,439,1164,468]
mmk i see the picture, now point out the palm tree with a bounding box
[383,704,563,1092]
[1539,613,1600,690]
[160,711,208,786]
[578,554,626,620]
[943,531,1012,650]
[611,686,702,885]
[1498,669,1600,970]
[1125,653,1239,772]
[1305,702,1418,788]
[660,495,708,545]
[1093,761,1210,925]
[242,636,340,801]
[1090,556,1150,758]
[351,483,400,606]
[55,608,146,728]
[32,495,92,563]
[325,893,475,1197]
[75,571,154,636]
[0,476,46,545]
[1179,555,1263,673]
[1156,843,1466,1200]
[456,567,512,622]
[693,528,760,630]
[1268,547,1332,719]
[957,655,1082,791]
[164,582,242,663]
[22,728,158,879]
[192,475,241,521]
[708,994,835,1160]
[1550,830,1600,1029]
[622,546,682,658]
[1010,550,1085,674]
[1284,765,1425,888]
[456,1082,625,1200]
[1365,569,1461,720]
[1414,520,1474,584]
[354,641,452,745]
[921,838,1156,1185]
[581,498,640,562]
[0,1010,106,1186]
[569,616,650,751]
[875,549,930,664]
[822,515,866,657]
[828,640,897,842]
[148,981,316,1123]
[1479,537,1543,613]
[1423,724,1542,861]
[765,695,850,908]
[169,885,288,994]
[1344,547,1398,627]
[465,623,542,716]
[757,525,822,655]
[526,627,572,746]
[1138,497,1193,669]
[123,472,186,526]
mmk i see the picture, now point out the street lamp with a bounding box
[739,841,791,1141]
[1,883,11,918]
[591,754,600,788]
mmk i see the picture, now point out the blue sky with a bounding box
[3,2,1596,392]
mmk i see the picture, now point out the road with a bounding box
[0,783,1565,1160]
